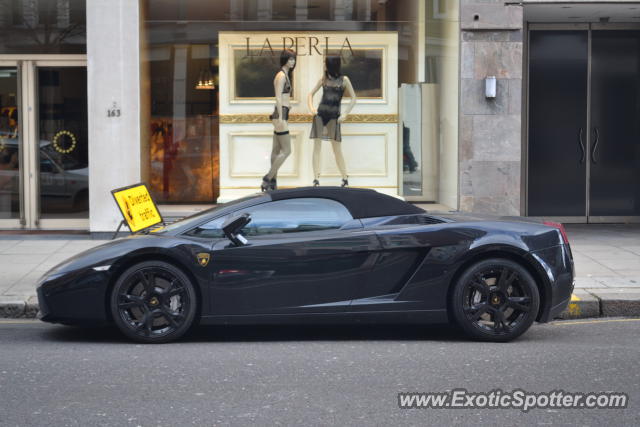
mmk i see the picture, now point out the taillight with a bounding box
[543,221,569,245]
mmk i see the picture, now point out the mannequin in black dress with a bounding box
[261,49,296,192]
[307,56,356,187]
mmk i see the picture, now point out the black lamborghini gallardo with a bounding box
[37,187,574,343]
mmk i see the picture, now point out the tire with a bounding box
[450,258,540,342]
[110,261,197,343]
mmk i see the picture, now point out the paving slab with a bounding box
[579,249,640,260]
[596,277,640,288]
[597,258,640,271]
[3,271,44,296]
[573,277,607,289]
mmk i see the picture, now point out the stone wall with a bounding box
[459,0,524,215]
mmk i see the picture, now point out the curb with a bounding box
[0,297,39,319]
[594,289,640,317]
[557,290,600,319]
[557,289,640,319]
[3,291,640,320]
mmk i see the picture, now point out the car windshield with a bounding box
[153,193,265,234]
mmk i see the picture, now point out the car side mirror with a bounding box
[222,213,251,247]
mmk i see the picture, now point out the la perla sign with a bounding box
[245,36,354,57]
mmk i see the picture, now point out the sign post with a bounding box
[111,183,163,239]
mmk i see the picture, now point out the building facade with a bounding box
[0,0,638,232]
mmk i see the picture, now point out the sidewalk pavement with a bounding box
[559,224,640,319]
[1,224,640,319]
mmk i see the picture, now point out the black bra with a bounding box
[279,70,291,94]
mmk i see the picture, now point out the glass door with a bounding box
[33,63,89,228]
[527,30,589,221]
[0,62,22,228]
[589,30,640,222]
[0,59,87,230]
[527,25,640,223]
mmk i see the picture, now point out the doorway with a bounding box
[527,25,640,222]
[0,58,88,230]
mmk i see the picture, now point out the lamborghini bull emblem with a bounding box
[196,252,210,267]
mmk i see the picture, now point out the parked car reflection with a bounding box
[0,135,88,216]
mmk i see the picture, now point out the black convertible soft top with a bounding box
[269,187,424,219]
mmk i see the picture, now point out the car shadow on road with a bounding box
[42,323,475,344]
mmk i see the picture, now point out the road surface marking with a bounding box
[0,320,39,324]
[554,318,640,326]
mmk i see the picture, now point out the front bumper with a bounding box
[37,269,111,325]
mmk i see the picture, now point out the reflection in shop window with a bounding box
[146,44,219,203]
[433,0,450,19]
[337,49,383,99]
[142,0,460,208]
[0,0,86,54]
[233,49,295,100]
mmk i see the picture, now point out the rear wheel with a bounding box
[451,258,540,342]
[110,261,197,343]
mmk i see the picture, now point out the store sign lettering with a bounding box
[245,36,354,57]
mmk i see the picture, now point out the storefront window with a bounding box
[0,0,86,54]
[141,0,459,207]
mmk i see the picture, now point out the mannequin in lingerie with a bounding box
[261,49,296,192]
[307,55,356,187]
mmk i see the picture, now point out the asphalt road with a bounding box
[1,319,639,426]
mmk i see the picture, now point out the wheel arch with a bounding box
[104,252,203,324]
[446,246,551,322]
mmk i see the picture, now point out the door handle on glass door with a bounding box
[578,128,585,164]
[591,127,599,164]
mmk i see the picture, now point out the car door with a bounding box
[194,198,381,315]
[351,222,434,311]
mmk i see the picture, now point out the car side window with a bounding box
[187,198,353,239]
[40,156,57,173]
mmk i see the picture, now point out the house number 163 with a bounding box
[108,102,121,118]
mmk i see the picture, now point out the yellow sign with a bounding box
[111,183,163,233]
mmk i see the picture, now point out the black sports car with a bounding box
[37,187,574,343]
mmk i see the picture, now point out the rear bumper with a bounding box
[529,243,575,323]
[548,293,573,320]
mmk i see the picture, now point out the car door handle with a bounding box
[578,128,585,164]
[591,127,599,165]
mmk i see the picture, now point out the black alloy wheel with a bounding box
[451,258,540,342]
[110,261,197,343]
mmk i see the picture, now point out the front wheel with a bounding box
[110,261,197,343]
[451,258,540,342]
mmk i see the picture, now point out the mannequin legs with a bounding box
[330,140,348,179]
[312,139,322,180]
[266,131,291,180]
[312,139,348,182]
[270,132,280,168]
